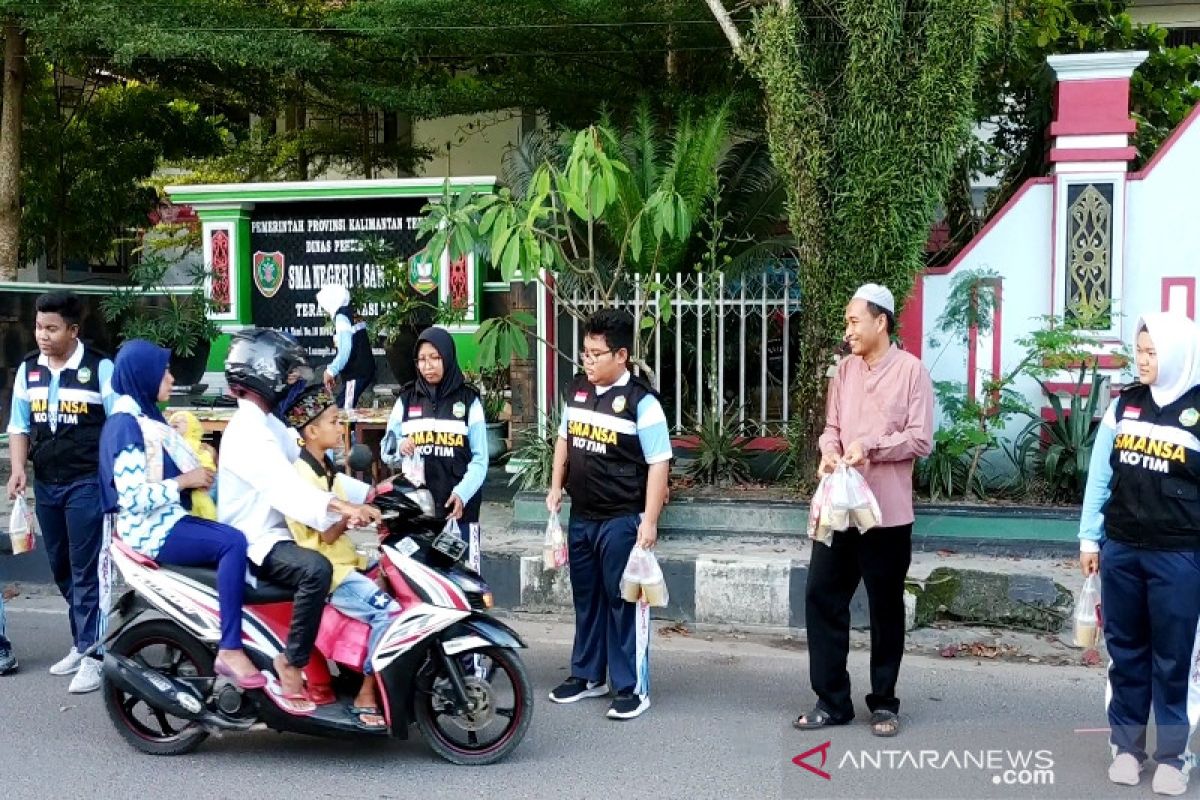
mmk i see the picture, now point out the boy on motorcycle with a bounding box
[282,385,401,730]
[217,329,380,711]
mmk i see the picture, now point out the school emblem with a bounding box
[612,395,626,414]
[1181,408,1200,427]
[408,254,439,295]
[252,251,286,298]
[452,401,466,418]
[76,366,92,384]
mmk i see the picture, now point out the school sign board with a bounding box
[165,178,495,375]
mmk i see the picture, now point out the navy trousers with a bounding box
[567,513,647,696]
[156,516,249,651]
[1101,539,1200,769]
[33,477,105,652]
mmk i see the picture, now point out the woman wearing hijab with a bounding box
[316,284,376,410]
[382,327,489,571]
[98,340,264,688]
[1078,312,1200,795]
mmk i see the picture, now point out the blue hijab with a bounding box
[99,340,179,513]
[112,339,171,422]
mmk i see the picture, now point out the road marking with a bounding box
[1074,727,1111,734]
[5,606,66,615]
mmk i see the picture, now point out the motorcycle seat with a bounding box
[172,565,296,604]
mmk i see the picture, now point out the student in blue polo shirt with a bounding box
[6,291,116,694]
[546,309,672,721]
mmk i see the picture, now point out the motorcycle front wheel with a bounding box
[414,646,533,766]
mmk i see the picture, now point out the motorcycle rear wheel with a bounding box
[414,646,533,766]
[103,620,213,756]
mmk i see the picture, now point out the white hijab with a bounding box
[1137,312,1200,408]
[315,284,350,318]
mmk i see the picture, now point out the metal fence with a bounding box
[550,267,801,435]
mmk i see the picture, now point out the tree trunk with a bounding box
[0,20,26,281]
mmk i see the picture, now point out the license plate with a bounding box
[431,530,467,561]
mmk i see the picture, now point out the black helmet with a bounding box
[224,328,312,405]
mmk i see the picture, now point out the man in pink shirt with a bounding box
[793,283,933,738]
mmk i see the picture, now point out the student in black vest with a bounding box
[546,309,673,721]
[1078,312,1200,795]
[317,284,376,410]
[6,291,116,693]
[383,327,489,571]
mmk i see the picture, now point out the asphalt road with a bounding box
[0,591,1146,800]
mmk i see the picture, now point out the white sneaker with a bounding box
[49,647,83,676]
[1152,763,1188,796]
[1109,752,1144,786]
[68,658,103,694]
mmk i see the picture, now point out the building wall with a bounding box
[1129,0,1200,27]
[1125,114,1200,323]
[921,182,1055,440]
[413,113,525,180]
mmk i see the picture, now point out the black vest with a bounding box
[23,345,108,484]
[336,316,376,386]
[399,383,481,525]
[563,372,655,520]
[1103,383,1200,550]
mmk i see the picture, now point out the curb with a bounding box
[3,536,1076,637]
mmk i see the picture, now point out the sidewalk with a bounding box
[1,445,1089,650]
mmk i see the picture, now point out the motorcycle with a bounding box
[100,477,532,765]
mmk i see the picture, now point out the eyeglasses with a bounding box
[417,355,443,366]
[580,349,614,363]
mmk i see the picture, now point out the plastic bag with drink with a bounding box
[620,546,669,607]
[542,513,568,571]
[1073,572,1102,648]
[808,464,882,544]
[7,495,37,555]
[401,452,426,488]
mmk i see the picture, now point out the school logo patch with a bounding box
[76,366,92,384]
[408,406,423,418]
[1181,408,1200,427]
[252,251,286,298]
[574,391,588,403]
[1124,406,1141,420]
[452,401,466,418]
[612,395,626,414]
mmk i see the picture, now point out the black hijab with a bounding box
[414,326,466,403]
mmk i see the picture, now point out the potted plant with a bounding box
[100,253,221,387]
[469,366,510,459]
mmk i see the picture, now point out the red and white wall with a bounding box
[908,50,1200,440]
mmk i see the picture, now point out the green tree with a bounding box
[704,0,995,476]
[21,71,225,275]
[937,0,1200,261]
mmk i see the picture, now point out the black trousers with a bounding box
[805,524,913,719]
[256,542,333,668]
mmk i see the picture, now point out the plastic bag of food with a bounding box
[401,452,425,487]
[1073,572,1102,648]
[7,494,37,555]
[542,513,568,571]
[621,546,669,607]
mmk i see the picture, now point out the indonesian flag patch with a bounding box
[408,406,423,418]
[1124,406,1141,420]
[574,391,588,403]
[28,370,41,383]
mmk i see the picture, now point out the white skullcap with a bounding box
[852,283,895,315]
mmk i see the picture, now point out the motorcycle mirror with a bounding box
[347,444,374,472]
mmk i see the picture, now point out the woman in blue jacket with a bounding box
[1078,312,1200,795]
[99,340,264,689]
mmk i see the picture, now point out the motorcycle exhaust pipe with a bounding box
[103,654,253,732]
